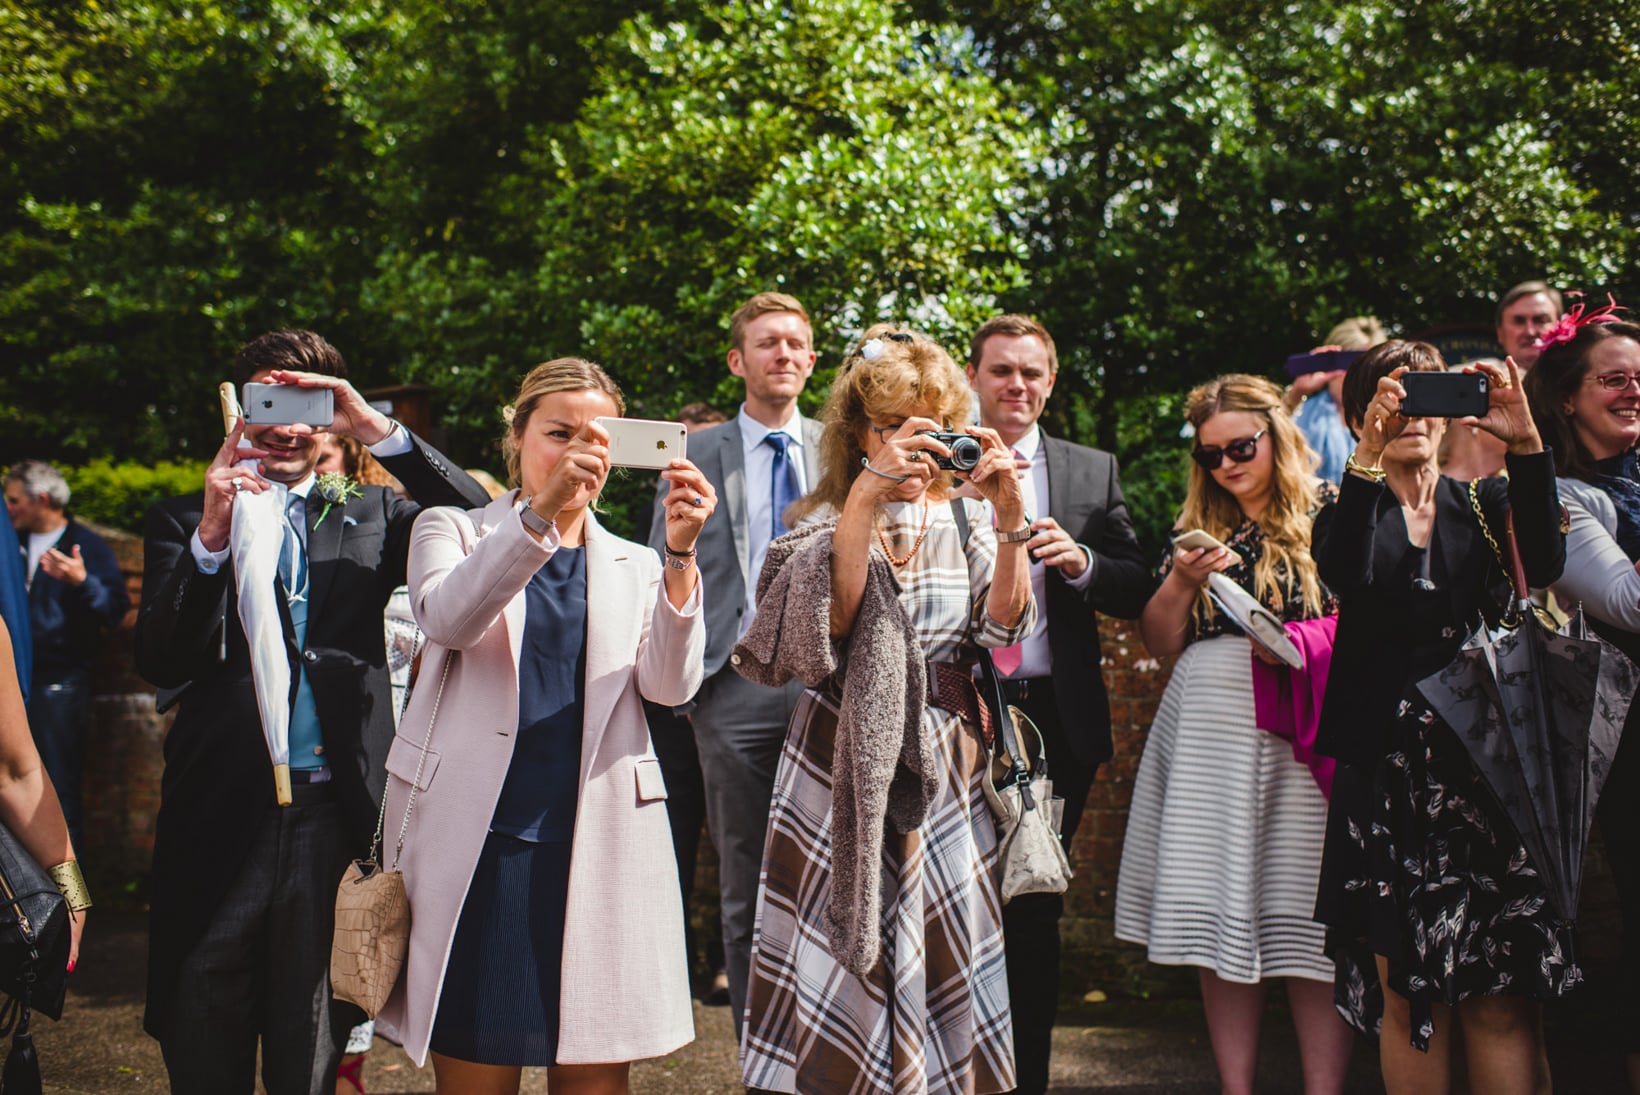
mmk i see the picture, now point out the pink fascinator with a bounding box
[1534,292,1626,352]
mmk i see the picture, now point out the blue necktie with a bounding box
[765,432,800,540]
[281,494,324,771]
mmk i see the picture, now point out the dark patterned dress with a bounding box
[1315,482,1579,1051]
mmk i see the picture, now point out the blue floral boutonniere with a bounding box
[314,472,363,527]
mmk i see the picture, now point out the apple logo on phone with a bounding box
[262,400,274,408]
[655,440,666,451]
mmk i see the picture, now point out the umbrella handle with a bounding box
[274,763,292,807]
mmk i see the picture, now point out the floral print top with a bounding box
[1156,480,1340,645]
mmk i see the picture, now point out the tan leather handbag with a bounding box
[330,639,450,1018]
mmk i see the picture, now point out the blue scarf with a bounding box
[1591,450,1640,561]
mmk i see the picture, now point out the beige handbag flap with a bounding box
[385,731,441,791]
[635,757,669,802]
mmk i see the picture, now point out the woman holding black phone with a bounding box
[1313,341,1567,1093]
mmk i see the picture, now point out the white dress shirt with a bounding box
[1000,426,1094,679]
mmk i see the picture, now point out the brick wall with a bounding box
[82,537,1616,1000]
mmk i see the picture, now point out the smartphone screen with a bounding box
[1400,372,1489,418]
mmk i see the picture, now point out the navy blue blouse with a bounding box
[491,546,586,843]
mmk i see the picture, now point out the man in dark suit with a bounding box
[5,459,131,848]
[966,314,1152,1095]
[648,292,821,1035]
[134,330,488,1095]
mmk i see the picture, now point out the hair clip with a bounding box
[1534,292,1626,352]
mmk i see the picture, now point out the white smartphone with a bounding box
[1172,528,1243,567]
[243,382,334,427]
[594,417,688,469]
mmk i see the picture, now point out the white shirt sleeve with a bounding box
[367,421,412,458]
[190,529,232,574]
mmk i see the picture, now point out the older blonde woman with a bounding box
[734,327,1033,1094]
[375,358,715,1095]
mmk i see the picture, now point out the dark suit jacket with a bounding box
[647,415,823,683]
[1038,435,1153,766]
[25,518,129,682]
[1312,453,1564,769]
[133,434,488,1037]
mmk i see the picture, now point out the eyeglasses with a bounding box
[870,420,949,444]
[1192,428,1267,470]
[1587,372,1640,393]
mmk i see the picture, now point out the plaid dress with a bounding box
[741,498,1034,1095]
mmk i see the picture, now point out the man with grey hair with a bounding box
[5,459,130,849]
[1495,279,1563,372]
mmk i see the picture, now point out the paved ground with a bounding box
[28,908,1635,1093]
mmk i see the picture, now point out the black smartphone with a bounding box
[1400,371,1489,418]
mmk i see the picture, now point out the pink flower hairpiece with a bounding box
[1534,292,1626,352]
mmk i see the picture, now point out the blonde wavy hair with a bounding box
[500,357,626,491]
[788,325,972,526]
[1178,374,1325,625]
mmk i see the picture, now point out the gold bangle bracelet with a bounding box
[1345,452,1387,483]
[47,860,92,912]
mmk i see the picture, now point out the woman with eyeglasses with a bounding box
[1116,374,1352,1094]
[733,326,1033,1094]
[1312,341,1566,1094]
[1525,315,1640,1093]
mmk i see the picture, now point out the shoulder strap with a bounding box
[950,500,1033,782]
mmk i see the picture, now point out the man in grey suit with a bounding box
[649,291,821,1035]
[966,314,1152,1095]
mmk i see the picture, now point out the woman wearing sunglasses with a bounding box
[1526,315,1640,1092]
[1312,341,1565,1094]
[1117,374,1352,1094]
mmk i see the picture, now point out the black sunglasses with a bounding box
[1192,428,1267,470]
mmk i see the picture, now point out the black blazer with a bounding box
[1039,435,1153,766]
[133,433,488,1037]
[1312,453,1565,769]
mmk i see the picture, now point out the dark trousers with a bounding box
[27,667,90,851]
[689,668,805,1038]
[999,677,1099,1095]
[647,699,725,981]
[159,786,362,1095]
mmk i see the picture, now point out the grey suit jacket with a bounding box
[649,414,823,684]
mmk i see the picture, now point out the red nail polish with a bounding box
[67,959,76,973]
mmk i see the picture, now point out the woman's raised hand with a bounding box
[1462,356,1543,455]
[1353,367,1413,466]
[529,421,611,528]
[659,459,718,553]
[855,417,944,501]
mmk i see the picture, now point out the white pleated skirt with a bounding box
[1114,634,1332,983]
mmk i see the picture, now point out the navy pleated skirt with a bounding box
[429,832,572,1065]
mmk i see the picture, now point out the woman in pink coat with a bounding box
[375,357,715,1094]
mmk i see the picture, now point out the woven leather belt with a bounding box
[927,660,993,746]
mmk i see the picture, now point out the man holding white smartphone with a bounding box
[965,314,1153,1095]
[134,329,489,1095]
[647,291,821,1040]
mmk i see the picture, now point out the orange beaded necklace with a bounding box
[876,504,933,567]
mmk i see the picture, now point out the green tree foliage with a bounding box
[4,0,1638,547]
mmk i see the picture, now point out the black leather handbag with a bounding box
[0,819,69,1094]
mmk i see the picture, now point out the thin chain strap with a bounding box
[366,626,422,865]
[390,648,451,872]
[1467,478,1505,568]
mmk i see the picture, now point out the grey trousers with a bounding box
[159,786,362,1095]
[691,667,805,1038]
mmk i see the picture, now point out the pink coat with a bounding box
[374,492,703,1064]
